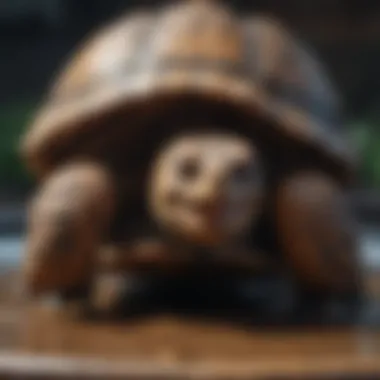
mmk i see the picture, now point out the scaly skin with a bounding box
[23,161,116,296]
[89,130,268,315]
[148,131,264,248]
[275,171,362,295]
[23,130,268,316]
[23,132,362,319]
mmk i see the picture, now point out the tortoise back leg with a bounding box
[23,161,116,296]
[274,171,363,296]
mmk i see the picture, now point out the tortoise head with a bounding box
[147,130,264,247]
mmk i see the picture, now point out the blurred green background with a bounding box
[351,118,380,189]
[0,100,36,193]
[1,0,380,195]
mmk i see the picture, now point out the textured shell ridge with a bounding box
[51,11,156,104]
[20,0,354,184]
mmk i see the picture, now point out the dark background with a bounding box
[1,0,380,197]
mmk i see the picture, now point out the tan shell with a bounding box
[20,0,355,184]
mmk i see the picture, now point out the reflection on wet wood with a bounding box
[1,269,380,379]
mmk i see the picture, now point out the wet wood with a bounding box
[1,268,380,379]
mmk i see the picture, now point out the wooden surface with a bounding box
[1,269,380,379]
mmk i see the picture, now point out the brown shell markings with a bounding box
[20,0,354,185]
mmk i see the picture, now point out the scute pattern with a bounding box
[20,0,354,185]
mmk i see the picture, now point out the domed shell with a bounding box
[20,0,355,184]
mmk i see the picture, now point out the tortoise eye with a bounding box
[231,162,255,183]
[178,158,200,180]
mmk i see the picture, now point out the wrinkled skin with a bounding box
[23,129,362,318]
[23,130,267,311]
[148,132,264,247]
[23,161,116,295]
[275,171,362,295]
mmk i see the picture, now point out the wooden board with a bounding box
[1,268,380,380]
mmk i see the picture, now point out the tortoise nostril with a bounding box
[166,190,182,206]
[231,162,254,183]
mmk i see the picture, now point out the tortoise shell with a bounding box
[20,0,355,184]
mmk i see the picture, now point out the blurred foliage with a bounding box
[349,118,380,188]
[0,101,379,192]
[0,100,36,191]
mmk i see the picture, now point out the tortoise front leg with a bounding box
[87,240,176,317]
[274,171,363,296]
[23,161,116,297]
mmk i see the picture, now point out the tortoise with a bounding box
[20,0,362,316]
